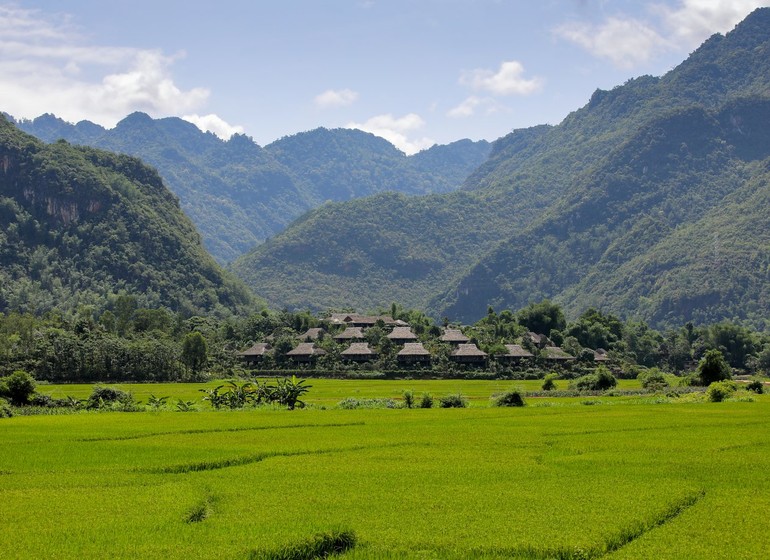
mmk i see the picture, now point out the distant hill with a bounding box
[233,8,770,329]
[0,115,257,316]
[15,116,491,263]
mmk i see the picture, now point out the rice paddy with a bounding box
[1,382,768,559]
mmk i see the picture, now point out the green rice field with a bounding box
[2,382,769,559]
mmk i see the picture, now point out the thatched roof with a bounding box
[542,346,576,361]
[238,342,270,357]
[501,344,534,358]
[451,343,487,357]
[297,327,324,341]
[526,332,552,348]
[328,313,399,326]
[387,326,417,341]
[593,349,609,361]
[440,328,470,343]
[397,342,431,356]
[287,342,326,357]
[341,342,378,357]
[333,326,366,340]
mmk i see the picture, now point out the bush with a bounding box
[638,368,669,390]
[1,370,37,406]
[438,394,467,408]
[746,379,765,394]
[419,393,434,408]
[571,367,617,391]
[542,374,558,391]
[0,398,12,418]
[402,390,415,408]
[492,389,526,407]
[337,398,398,409]
[86,385,135,410]
[706,381,737,402]
[250,529,357,560]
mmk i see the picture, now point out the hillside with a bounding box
[234,8,770,329]
[0,115,257,316]
[15,116,490,263]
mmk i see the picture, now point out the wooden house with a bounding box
[387,326,418,344]
[341,342,378,362]
[328,313,399,328]
[439,328,470,345]
[238,342,271,365]
[333,326,366,342]
[593,348,609,362]
[297,327,324,342]
[286,342,326,363]
[495,344,534,364]
[450,343,488,365]
[397,342,431,365]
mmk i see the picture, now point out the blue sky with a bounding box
[1,1,768,153]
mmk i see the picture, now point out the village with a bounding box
[238,312,609,371]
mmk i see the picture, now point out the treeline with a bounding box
[2,298,769,383]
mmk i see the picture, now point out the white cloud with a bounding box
[346,113,434,155]
[182,114,244,139]
[447,95,508,118]
[460,60,543,96]
[554,17,671,69]
[555,1,769,69]
[314,88,359,108]
[654,0,770,47]
[0,5,225,128]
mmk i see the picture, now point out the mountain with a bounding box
[233,8,770,329]
[15,116,491,264]
[0,114,257,316]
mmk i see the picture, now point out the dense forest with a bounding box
[14,115,490,263]
[233,8,770,331]
[0,115,257,317]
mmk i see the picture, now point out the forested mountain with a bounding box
[234,8,770,330]
[0,115,257,317]
[15,115,490,263]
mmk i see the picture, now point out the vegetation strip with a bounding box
[77,421,365,442]
[145,443,413,475]
[248,529,357,560]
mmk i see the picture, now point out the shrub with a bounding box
[337,398,398,409]
[706,380,737,402]
[419,393,434,408]
[542,374,558,391]
[438,394,467,408]
[0,398,12,418]
[571,367,617,391]
[638,368,669,390]
[402,390,415,408]
[492,389,526,407]
[746,379,764,394]
[2,370,37,406]
[86,385,134,410]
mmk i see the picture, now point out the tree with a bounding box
[1,370,37,405]
[696,349,732,386]
[181,331,208,374]
[517,300,566,336]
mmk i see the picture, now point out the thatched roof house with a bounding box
[593,349,609,362]
[238,342,271,365]
[297,327,324,341]
[328,313,399,327]
[286,342,326,363]
[496,344,534,362]
[541,346,576,361]
[397,342,431,364]
[333,326,366,341]
[387,326,417,344]
[341,342,378,362]
[440,328,470,345]
[526,332,552,349]
[450,343,488,364]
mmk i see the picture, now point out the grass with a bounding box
[1,387,768,559]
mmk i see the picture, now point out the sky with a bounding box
[1,0,768,154]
